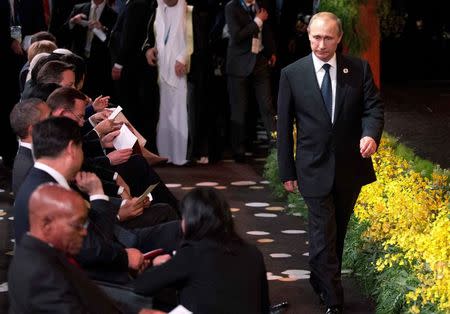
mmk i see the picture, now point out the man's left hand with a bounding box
[360,136,377,158]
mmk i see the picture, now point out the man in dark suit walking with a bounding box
[225,0,276,162]
[277,12,384,314]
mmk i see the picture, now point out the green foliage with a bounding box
[318,0,369,55]
[265,132,447,313]
[263,149,287,199]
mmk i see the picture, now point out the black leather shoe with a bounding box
[270,301,289,314]
[325,306,342,314]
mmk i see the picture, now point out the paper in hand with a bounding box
[169,305,193,314]
[79,19,89,27]
[108,106,123,120]
[136,182,159,203]
[93,27,107,42]
[113,124,137,150]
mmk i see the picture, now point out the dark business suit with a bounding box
[14,166,182,283]
[12,145,34,196]
[109,0,155,142]
[225,0,276,157]
[0,0,21,167]
[8,234,123,314]
[16,0,47,36]
[66,2,117,97]
[277,53,384,306]
[134,239,270,314]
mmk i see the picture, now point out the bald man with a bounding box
[8,183,164,314]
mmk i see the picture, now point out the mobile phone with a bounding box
[143,248,164,260]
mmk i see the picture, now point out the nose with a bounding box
[318,39,325,49]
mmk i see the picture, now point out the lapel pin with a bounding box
[343,68,349,74]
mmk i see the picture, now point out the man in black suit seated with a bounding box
[9,97,51,195]
[14,117,182,284]
[8,183,165,314]
[47,86,180,221]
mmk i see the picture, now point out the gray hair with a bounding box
[10,98,45,139]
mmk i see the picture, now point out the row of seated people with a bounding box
[8,41,276,311]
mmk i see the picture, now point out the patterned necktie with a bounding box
[85,4,97,57]
[321,63,332,119]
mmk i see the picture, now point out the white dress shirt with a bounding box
[312,52,337,123]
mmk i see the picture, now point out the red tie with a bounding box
[42,0,50,26]
[66,255,81,268]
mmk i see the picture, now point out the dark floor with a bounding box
[0,82,448,313]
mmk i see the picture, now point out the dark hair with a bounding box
[10,98,45,139]
[30,31,57,44]
[30,53,62,82]
[28,82,61,101]
[46,86,88,112]
[32,117,82,159]
[181,188,242,248]
[59,53,86,88]
[36,60,75,85]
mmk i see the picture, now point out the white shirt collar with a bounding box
[18,140,32,150]
[91,1,106,12]
[34,162,71,190]
[312,52,337,73]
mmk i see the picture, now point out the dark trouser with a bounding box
[303,183,361,307]
[227,54,274,156]
[134,220,183,254]
[120,203,179,229]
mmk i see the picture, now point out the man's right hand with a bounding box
[145,47,158,66]
[75,172,104,195]
[118,197,146,220]
[283,180,298,193]
[125,248,144,270]
[70,13,87,25]
[107,148,133,165]
[256,8,268,22]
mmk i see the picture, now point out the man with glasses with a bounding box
[8,183,164,314]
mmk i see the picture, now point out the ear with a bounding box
[41,215,54,236]
[66,140,78,158]
[51,107,65,117]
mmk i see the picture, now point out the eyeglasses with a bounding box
[68,220,90,231]
[67,109,86,124]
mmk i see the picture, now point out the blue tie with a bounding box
[321,63,332,119]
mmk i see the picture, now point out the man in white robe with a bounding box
[147,0,190,166]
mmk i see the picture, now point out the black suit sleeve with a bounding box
[360,60,384,145]
[27,261,86,313]
[225,2,259,45]
[116,1,151,66]
[277,68,297,182]
[133,243,194,295]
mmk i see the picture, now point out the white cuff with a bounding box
[113,172,118,180]
[113,63,123,69]
[254,17,263,28]
[88,115,97,127]
[89,194,109,202]
[117,186,124,195]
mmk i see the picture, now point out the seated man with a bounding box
[9,97,51,195]
[47,86,179,211]
[14,117,182,284]
[8,183,164,314]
